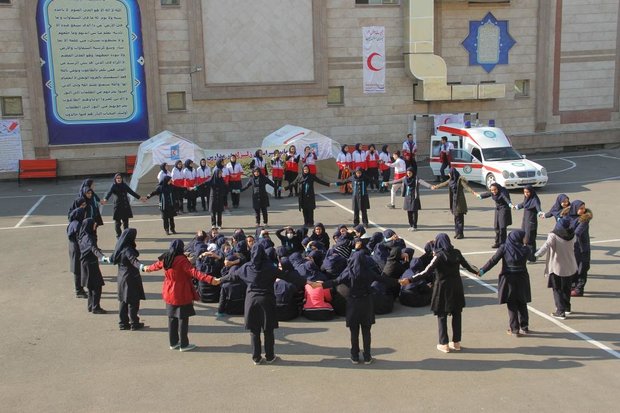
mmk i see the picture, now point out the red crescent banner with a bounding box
[362,26,385,94]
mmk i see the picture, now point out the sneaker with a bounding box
[265,356,279,364]
[449,342,461,351]
[76,290,88,299]
[253,358,264,365]
[364,357,374,365]
[119,324,130,330]
[215,312,225,318]
[436,344,450,353]
[171,230,177,235]
[550,311,566,320]
[180,344,197,352]
[520,327,530,335]
[454,234,464,240]
[92,308,107,314]
[565,311,572,315]
[350,357,360,364]
[169,343,180,350]
[130,322,145,331]
[386,204,395,209]
[506,329,522,337]
[491,244,500,249]
[408,227,415,231]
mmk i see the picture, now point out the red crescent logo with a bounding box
[366,52,383,72]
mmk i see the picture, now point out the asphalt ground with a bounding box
[0,149,618,412]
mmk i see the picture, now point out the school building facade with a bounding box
[0,0,619,178]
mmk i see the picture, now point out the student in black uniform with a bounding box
[399,241,434,307]
[479,229,532,336]
[514,185,543,261]
[217,244,316,365]
[336,167,371,227]
[146,176,177,235]
[564,200,593,297]
[67,202,88,298]
[309,222,330,250]
[320,249,398,364]
[400,233,478,353]
[475,182,513,248]
[285,164,332,227]
[102,173,145,238]
[384,167,432,231]
[543,193,570,221]
[241,167,276,227]
[110,228,146,330]
[78,218,110,314]
[432,168,475,239]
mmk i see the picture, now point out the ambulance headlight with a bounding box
[541,168,547,176]
[502,170,509,179]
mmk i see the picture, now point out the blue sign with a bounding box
[36,0,149,145]
[462,12,516,73]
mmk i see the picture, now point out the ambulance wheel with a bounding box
[485,173,496,189]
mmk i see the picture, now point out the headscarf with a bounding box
[215,158,224,170]
[381,144,389,155]
[230,155,237,168]
[367,231,384,251]
[382,229,395,239]
[504,229,529,263]
[78,178,94,195]
[368,144,376,153]
[249,243,267,271]
[174,160,183,171]
[521,185,541,210]
[489,182,510,203]
[78,218,97,254]
[409,241,434,273]
[354,143,362,154]
[160,162,168,172]
[308,249,325,268]
[67,207,86,241]
[254,149,263,161]
[199,158,207,171]
[111,173,124,189]
[433,233,453,253]
[552,217,575,241]
[548,193,568,217]
[184,159,193,171]
[232,229,246,243]
[448,168,460,192]
[160,239,185,270]
[159,176,173,194]
[354,224,366,236]
[111,228,138,265]
[568,199,584,218]
[341,144,348,155]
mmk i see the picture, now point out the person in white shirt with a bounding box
[182,159,197,212]
[383,151,407,209]
[402,133,418,172]
[195,158,211,211]
[157,162,170,184]
[439,136,454,182]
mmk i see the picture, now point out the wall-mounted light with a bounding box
[189,66,203,74]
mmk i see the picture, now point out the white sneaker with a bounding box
[408,227,415,231]
[180,344,197,352]
[169,344,180,350]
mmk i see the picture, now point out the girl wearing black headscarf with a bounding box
[111,228,145,330]
[146,175,177,235]
[241,167,276,227]
[479,229,532,336]
[563,200,592,297]
[385,166,432,231]
[399,241,435,307]
[284,145,300,197]
[544,193,569,221]
[182,159,197,213]
[475,182,513,248]
[103,173,144,238]
[217,244,312,364]
[78,218,109,314]
[400,233,478,352]
[144,239,219,351]
[67,202,87,298]
[71,180,104,226]
[432,168,475,239]
[309,223,330,249]
[321,249,399,364]
[336,167,371,227]
[378,144,391,193]
[336,145,352,195]
[514,185,543,261]
[285,164,332,227]
[196,158,211,211]
[195,168,227,228]
[157,162,170,184]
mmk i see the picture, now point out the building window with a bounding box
[514,79,530,98]
[0,0,12,5]
[327,86,344,106]
[161,0,180,6]
[167,92,186,111]
[0,96,23,116]
[356,0,399,5]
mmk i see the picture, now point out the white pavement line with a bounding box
[532,154,607,161]
[14,196,47,228]
[0,212,208,231]
[547,158,576,174]
[545,176,620,186]
[462,250,496,256]
[598,154,620,161]
[318,193,620,359]
[591,239,620,244]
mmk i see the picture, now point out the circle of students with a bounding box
[66,138,593,364]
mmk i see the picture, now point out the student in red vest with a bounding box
[402,133,418,172]
[284,145,300,197]
[302,145,318,175]
[250,149,268,176]
[226,154,244,208]
[182,159,197,213]
[365,144,380,191]
[170,160,186,213]
[351,143,367,171]
[195,158,211,212]
[271,149,284,199]
[378,145,391,193]
[336,145,352,195]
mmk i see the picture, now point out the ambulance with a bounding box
[429,124,548,189]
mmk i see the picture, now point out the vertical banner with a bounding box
[36,0,149,145]
[0,120,24,172]
[362,26,385,94]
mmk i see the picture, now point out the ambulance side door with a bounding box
[449,148,483,185]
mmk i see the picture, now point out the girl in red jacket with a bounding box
[144,239,220,351]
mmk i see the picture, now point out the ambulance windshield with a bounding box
[482,147,522,161]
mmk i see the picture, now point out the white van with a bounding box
[429,124,548,189]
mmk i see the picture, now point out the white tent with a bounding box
[129,130,206,199]
[261,125,341,182]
